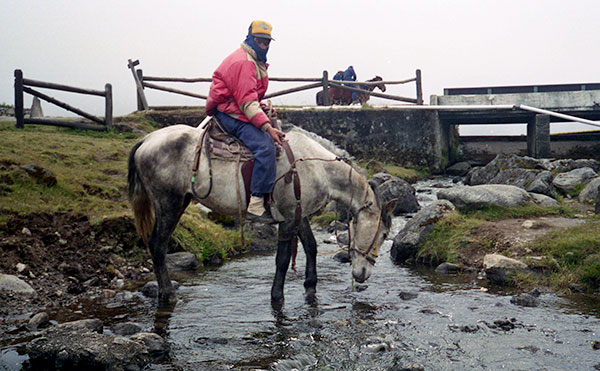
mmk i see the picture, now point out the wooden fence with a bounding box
[14,69,113,131]
[127,58,423,111]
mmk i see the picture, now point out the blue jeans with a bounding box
[216,112,276,196]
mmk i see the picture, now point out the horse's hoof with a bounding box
[158,291,177,305]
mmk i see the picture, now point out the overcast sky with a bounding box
[2,0,599,135]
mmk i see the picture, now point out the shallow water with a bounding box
[2,178,599,370]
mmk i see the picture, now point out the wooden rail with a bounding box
[14,69,112,131]
[127,58,423,110]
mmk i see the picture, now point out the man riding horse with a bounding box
[205,20,285,224]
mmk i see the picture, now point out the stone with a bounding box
[20,164,57,187]
[489,168,556,198]
[165,252,198,271]
[552,167,597,194]
[131,332,169,360]
[578,177,600,204]
[435,262,461,274]
[27,312,50,331]
[483,254,528,285]
[446,161,472,176]
[465,154,546,186]
[55,319,103,334]
[528,192,560,207]
[510,293,540,307]
[30,96,44,118]
[26,324,150,370]
[0,273,35,295]
[141,280,180,298]
[333,250,351,264]
[371,175,420,215]
[437,184,532,211]
[112,322,142,336]
[390,200,455,263]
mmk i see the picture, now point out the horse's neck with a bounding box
[326,162,375,214]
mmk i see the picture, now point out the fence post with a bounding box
[128,59,149,111]
[104,83,113,130]
[136,69,145,111]
[415,69,423,105]
[321,70,330,106]
[14,69,24,129]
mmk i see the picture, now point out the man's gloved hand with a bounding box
[260,101,277,118]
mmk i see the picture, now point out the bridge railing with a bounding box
[14,69,112,131]
[127,58,423,111]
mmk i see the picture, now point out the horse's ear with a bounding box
[383,198,398,217]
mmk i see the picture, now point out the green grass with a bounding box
[359,160,428,182]
[0,120,246,264]
[526,219,600,290]
[464,203,573,220]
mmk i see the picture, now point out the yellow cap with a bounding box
[248,20,274,40]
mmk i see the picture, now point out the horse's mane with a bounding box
[281,121,365,176]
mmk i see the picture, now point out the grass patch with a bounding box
[526,220,600,290]
[311,211,339,227]
[172,207,244,264]
[464,203,573,220]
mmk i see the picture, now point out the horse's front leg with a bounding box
[271,221,296,305]
[297,217,317,302]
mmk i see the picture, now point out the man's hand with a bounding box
[266,126,286,145]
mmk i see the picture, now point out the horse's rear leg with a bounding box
[271,221,295,305]
[297,217,317,301]
[149,195,191,304]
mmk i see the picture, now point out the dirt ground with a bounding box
[0,211,152,342]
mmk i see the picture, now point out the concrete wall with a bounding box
[460,132,600,165]
[279,108,450,172]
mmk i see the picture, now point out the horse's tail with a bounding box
[128,139,154,248]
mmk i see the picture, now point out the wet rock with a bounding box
[446,161,472,176]
[131,332,169,360]
[510,293,540,307]
[336,231,349,246]
[0,273,35,295]
[578,177,600,204]
[141,280,180,298]
[56,319,103,334]
[398,291,418,300]
[395,362,426,371]
[333,250,351,264]
[552,167,597,194]
[166,252,198,271]
[448,324,480,333]
[27,312,50,331]
[20,164,57,187]
[244,223,278,252]
[483,254,529,285]
[517,345,539,353]
[391,200,455,263]
[435,262,461,274]
[593,341,600,350]
[370,173,420,215]
[26,323,150,370]
[112,322,142,336]
[437,184,532,211]
[484,318,520,331]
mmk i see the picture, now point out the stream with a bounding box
[1,179,599,370]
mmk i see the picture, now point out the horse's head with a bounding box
[371,76,386,92]
[348,192,396,283]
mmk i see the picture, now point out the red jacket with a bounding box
[206,43,270,129]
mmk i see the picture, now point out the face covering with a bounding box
[244,34,268,63]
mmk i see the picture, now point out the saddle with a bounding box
[205,117,282,161]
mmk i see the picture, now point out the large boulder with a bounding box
[369,173,419,215]
[465,154,546,185]
[552,167,597,194]
[544,158,600,173]
[166,252,199,271]
[488,168,556,198]
[437,184,532,211]
[446,161,472,177]
[390,200,455,263]
[578,177,600,204]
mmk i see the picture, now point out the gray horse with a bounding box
[128,121,396,305]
